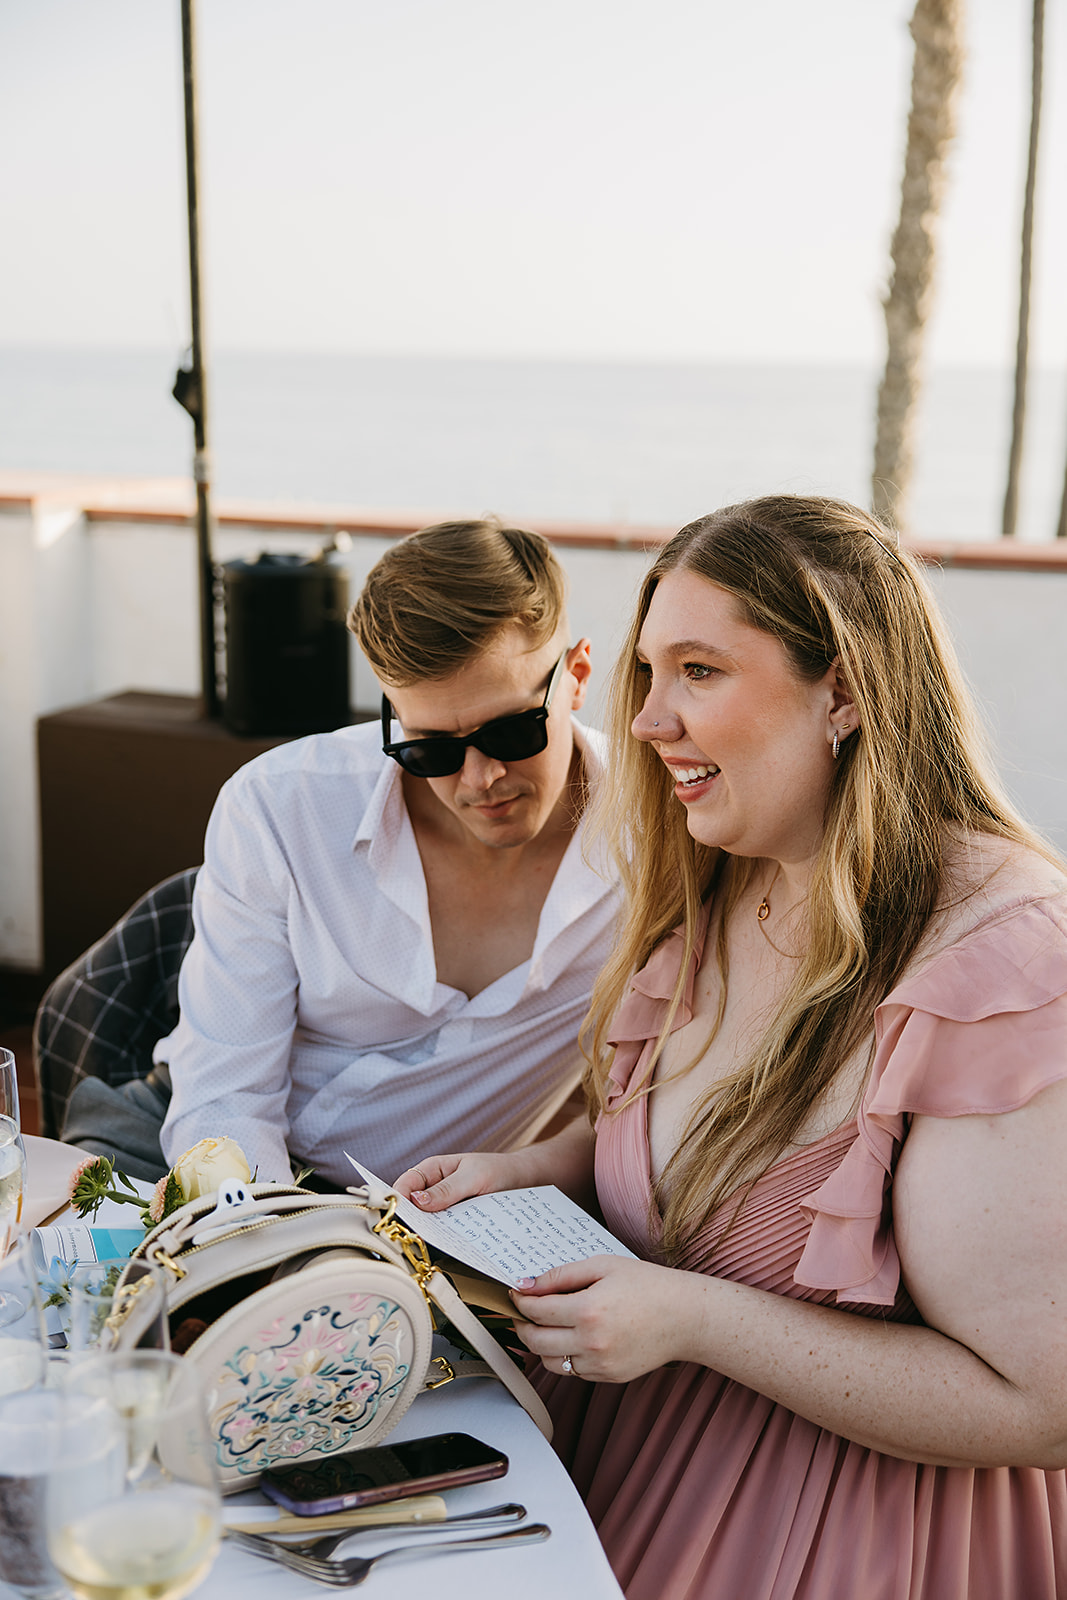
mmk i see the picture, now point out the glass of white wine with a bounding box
[1,1047,28,1327]
[48,1351,222,1600]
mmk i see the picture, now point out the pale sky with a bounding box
[2,0,1065,369]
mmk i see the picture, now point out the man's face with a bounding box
[386,627,592,851]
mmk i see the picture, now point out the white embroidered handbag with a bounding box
[110,1181,552,1493]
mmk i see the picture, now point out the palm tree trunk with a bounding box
[1003,0,1046,537]
[872,0,964,530]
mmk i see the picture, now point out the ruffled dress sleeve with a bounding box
[795,896,1067,1305]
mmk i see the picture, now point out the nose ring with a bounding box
[653,721,659,728]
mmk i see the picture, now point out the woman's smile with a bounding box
[668,762,721,791]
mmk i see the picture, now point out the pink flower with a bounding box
[67,1155,99,1203]
[67,1154,118,1217]
[148,1175,169,1223]
[66,1152,156,1225]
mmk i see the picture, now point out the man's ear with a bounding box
[566,638,593,711]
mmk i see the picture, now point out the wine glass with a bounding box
[48,1350,222,1600]
[1,1047,27,1327]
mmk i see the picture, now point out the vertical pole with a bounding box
[870,0,963,531]
[1056,432,1067,538]
[1001,0,1045,538]
[179,0,219,717]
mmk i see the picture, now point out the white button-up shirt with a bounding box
[157,719,618,1186]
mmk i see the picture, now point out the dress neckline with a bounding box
[643,1109,859,1233]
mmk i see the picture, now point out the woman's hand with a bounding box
[394,1116,597,1211]
[392,1152,526,1210]
[510,1255,708,1383]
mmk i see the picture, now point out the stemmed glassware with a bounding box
[48,1351,222,1600]
[1,1047,28,1327]
[0,1051,221,1600]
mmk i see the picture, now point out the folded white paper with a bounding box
[346,1155,635,1285]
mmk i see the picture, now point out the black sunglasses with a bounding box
[382,651,569,778]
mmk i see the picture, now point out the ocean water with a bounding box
[1,345,1066,542]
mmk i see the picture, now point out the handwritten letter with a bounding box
[345,1156,635,1283]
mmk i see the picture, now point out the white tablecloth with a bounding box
[212,1377,623,1600]
[4,1139,624,1600]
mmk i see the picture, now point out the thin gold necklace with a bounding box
[755,864,802,958]
[756,863,781,923]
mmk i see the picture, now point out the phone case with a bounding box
[261,1441,508,1514]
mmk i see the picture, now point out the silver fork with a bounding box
[271,1524,551,1586]
[228,1502,528,1563]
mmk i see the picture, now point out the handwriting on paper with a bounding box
[345,1155,635,1284]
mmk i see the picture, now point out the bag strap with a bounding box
[423,1266,553,1442]
[354,1186,554,1441]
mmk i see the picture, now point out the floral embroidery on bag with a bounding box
[210,1295,415,1474]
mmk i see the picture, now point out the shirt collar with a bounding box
[352,740,406,854]
[350,746,433,935]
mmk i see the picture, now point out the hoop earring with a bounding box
[832,729,840,760]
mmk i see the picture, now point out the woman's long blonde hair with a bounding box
[583,495,1058,1260]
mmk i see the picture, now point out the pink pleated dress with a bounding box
[536,893,1067,1599]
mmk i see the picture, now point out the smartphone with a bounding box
[260,1432,509,1514]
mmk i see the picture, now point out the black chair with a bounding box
[33,867,199,1178]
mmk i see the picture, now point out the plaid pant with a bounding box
[33,867,198,1145]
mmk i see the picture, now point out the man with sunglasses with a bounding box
[158,519,618,1188]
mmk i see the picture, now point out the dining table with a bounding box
[3,1135,625,1600]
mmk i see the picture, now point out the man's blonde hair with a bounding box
[349,517,566,685]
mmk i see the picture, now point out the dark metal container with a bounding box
[222,552,351,737]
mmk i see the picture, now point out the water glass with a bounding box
[49,1350,222,1600]
[0,1234,48,1396]
[64,1257,170,1356]
[0,1385,116,1599]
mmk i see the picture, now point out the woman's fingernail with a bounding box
[412,1189,429,1204]
[513,1276,536,1290]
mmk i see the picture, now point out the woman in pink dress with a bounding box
[397,495,1067,1599]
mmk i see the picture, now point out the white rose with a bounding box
[173,1137,251,1202]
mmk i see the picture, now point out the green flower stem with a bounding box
[74,1187,150,1221]
[69,1155,153,1224]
